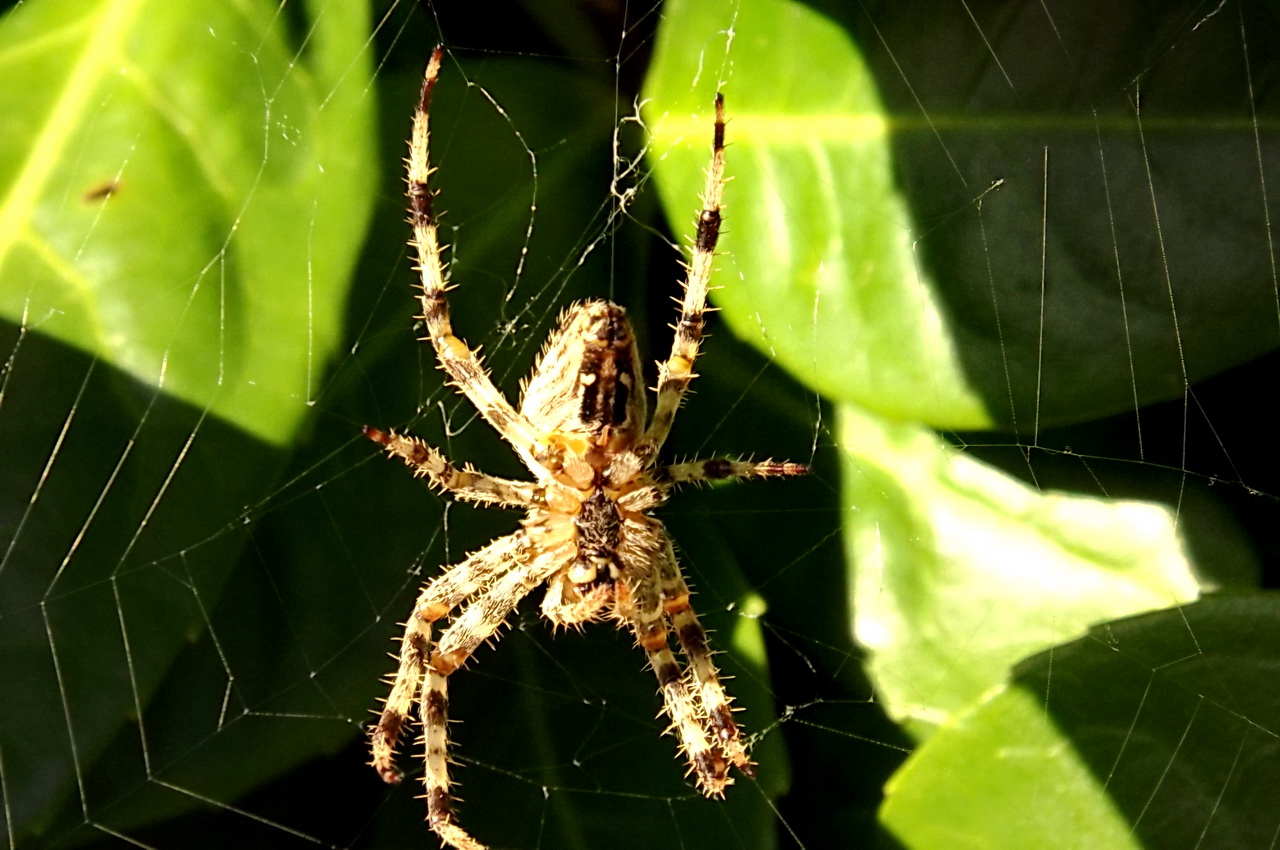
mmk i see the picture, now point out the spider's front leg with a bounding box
[637,92,727,462]
[407,47,547,472]
[370,531,532,784]
[624,565,729,793]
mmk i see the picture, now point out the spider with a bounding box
[365,46,808,850]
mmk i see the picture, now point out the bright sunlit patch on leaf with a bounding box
[838,402,1202,738]
[0,0,375,442]
[644,0,992,429]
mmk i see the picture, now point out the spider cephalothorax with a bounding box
[366,47,807,850]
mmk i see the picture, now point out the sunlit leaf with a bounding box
[882,595,1280,848]
[882,685,1140,849]
[0,0,374,839]
[837,402,1200,736]
[0,0,373,442]
[645,0,1279,847]
[644,0,989,428]
[644,0,1280,429]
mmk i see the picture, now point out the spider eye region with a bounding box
[569,490,622,584]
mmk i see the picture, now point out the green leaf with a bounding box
[882,685,1140,849]
[0,0,374,443]
[645,0,1279,847]
[0,0,374,840]
[836,402,1201,738]
[643,0,1280,430]
[644,0,990,428]
[882,594,1280,848]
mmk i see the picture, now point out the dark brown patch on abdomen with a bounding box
[577,306,637,431]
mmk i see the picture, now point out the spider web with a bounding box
[2,1,1279,848]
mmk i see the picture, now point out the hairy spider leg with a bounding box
[407,46,548,473]
[365,426,540,507]
[368,45,813,850]
[419,666,484,850]
[623,550,730,791]
[417,546,571,845]
[654,536,753,779]
[660,457,809,486]
[637,93,727,463]
[373,532,567,850]
[370,531,532,783]
[429,545,571,674]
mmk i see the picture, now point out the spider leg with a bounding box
[364,426,539,508]
[370,531,530,784]
[419,664,486,850]
[637,93,726,463]
[654,535,754,782]
[412,547,570,850]
[621,542,733,795]
[408,47,548,472]
[430,545,571,673]
[660,457,808,486]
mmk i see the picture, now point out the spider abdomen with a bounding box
[520,301,647,444]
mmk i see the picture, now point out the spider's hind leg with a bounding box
[420,666,487,850]
[370,628,428,785]
[633,617,731,794]
[413,546,570,850]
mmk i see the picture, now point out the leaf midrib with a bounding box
[0,0,146,272]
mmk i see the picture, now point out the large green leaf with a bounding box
[644,0,1280,847]
[644,0,988,428]
[836,403,1201,737]
[0,0,371,442]
[882,595,1280,848]
[0,0,374,841]
[644,0,1280,430]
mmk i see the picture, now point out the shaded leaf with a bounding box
[643,1,1279,847]
[881,594,1280,849]
[644,0,1280,429]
